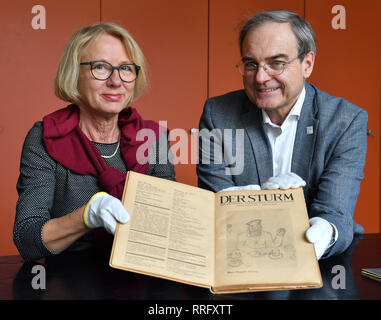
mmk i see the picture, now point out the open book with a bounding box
[109,171,322,294]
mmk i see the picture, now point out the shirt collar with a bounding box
[262,86,306,125]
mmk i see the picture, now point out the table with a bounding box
[1,234,380,301]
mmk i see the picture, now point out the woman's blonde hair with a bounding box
[55,22,148,106]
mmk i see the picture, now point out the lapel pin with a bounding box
[306,126,313,135]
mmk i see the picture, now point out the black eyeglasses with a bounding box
[80,60,140,83]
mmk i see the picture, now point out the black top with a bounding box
[14,121,175,261]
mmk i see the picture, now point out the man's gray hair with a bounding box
[239,9,316,60]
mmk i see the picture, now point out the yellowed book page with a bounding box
[110,171,215,287]
[213,188,321,291]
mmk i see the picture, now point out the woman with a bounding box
[14,23,175,261]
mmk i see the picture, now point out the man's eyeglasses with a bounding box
[80,60,140,83]
[236,55,301,77]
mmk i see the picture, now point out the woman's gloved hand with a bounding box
[83,192,130,234]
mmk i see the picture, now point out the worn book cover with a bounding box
[109,171,322,294]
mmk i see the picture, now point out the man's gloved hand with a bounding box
[261,172,306,190]
[306,217,337,260]
[83,192,130,234]
[219,184,261,192]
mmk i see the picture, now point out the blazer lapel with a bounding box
[291,83,319,182]
[240,98,273,184]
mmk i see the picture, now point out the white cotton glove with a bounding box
[306,217,337,260]
[83,192,130,234]
[261,172,306,190]
[219,184,261,192]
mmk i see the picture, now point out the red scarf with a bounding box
[43,104,160,200]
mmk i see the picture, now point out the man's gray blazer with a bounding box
[197,82,368,257]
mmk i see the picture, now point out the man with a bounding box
[197,10,367,259]
[239,219,274,252]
